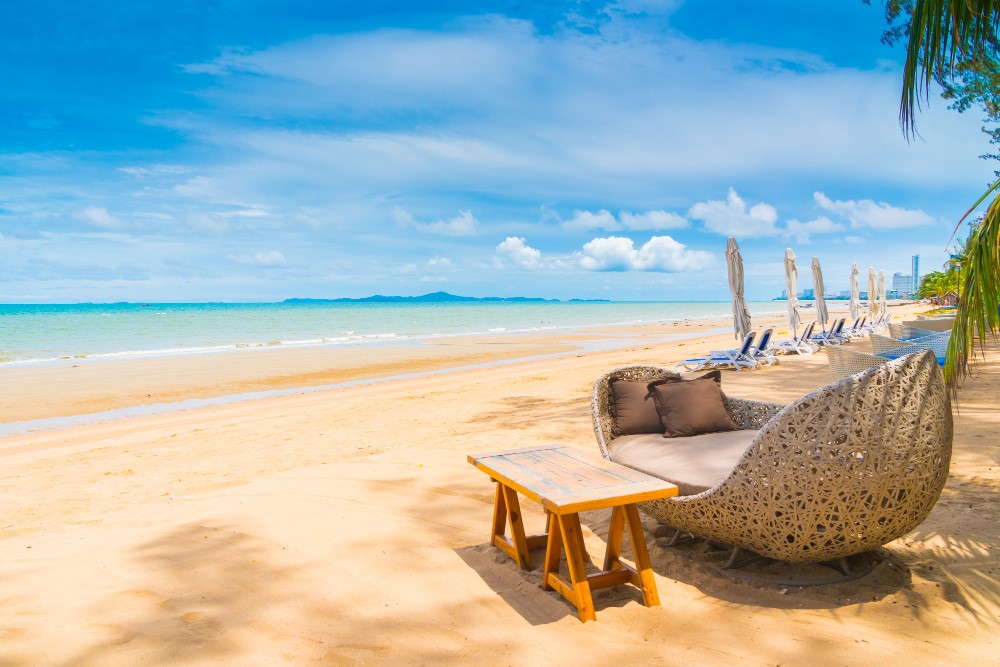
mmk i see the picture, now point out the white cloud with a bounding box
[228,250,287,267]
[563,208,688,231]
[81,206,123,230]
[496,236,544,269]
[785,215,843,243]
[222,208,269,218]
[619,210,688,230]
[814,192,935,229]
[577,235,712,272]
[563,209,620,231]
[392,206,479,236]
[688,188,778,237]
[427,256,452,269]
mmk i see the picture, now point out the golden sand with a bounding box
[0,304,996,665]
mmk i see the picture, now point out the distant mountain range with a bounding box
[284,291,608,304]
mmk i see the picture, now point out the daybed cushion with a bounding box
[609,377,677,435]
[646,374,739,438]
[607,430,758,496]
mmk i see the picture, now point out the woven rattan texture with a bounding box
[871,332,949,357]
[827,347,888,380]
[593,352,953,563]
[888,323,938,340]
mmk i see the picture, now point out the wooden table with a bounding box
[468,445,678,622]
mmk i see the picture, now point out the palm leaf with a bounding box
[901,0,1000,137]
[946,190,1000,392]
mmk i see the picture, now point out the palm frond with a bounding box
[901,0,1000,137]
[946,189,1000,392]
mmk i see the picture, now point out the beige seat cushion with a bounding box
[607,430,758,496]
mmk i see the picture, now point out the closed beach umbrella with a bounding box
[878,270,888,317]
[867,267,879,319]
[812,256,828,332]
[784,248,802,334]
[726,237,751,340]
[849,263,860,321]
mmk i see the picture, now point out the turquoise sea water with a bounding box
[0,301,787,366]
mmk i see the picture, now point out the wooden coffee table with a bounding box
[468,445,678,622]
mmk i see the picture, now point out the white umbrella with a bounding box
[849,263,860,321]
[867,267,879,319]
[812,256,828,332]
[726,237,751,340]
[784,248,802,335]
[878,270,888,318]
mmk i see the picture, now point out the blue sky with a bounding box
[0,0,992,302]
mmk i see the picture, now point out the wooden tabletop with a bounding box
[468,445,677,515]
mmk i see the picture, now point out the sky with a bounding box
[0,0,994,303]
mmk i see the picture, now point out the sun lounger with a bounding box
[810,317,847,346]
[771,321,818,355]
[675,332,758,372]
[750,327,779,366]
[842,316,868,339]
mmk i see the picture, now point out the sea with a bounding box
[0,300,788,367]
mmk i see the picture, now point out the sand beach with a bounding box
[1,304,997,666]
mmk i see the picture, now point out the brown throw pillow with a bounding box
[610,376,678,435]
[646,375,739,438]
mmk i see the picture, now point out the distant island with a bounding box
[284,291,609,304]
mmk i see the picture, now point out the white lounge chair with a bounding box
[750,327,779,366]
[772,322,819,355]
[675,332,759,372]
[811,318,847,346]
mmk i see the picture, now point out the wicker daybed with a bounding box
[591,351,953,564]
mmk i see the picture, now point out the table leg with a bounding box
[623,504,660,607]
[557,513,597,622]
[489,481,534,570]
[602,505,626,572]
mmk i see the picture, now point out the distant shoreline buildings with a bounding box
[773,254,920,300]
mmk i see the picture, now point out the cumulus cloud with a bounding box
[81,206,123,230]
[688,188,778,237]
[392,206,479,236]
[577,236,712,272]
[785,215,843,243]
[229,250,287,267]
[562,209,688,231]
[814,192,935,229]
[496,236,544,269]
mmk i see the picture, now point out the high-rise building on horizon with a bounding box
[893,272,913,298]
[912,255,920,294]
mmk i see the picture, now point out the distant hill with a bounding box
[283,291,608,304]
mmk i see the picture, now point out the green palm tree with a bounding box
[899,0,1000,388]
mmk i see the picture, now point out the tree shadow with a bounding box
[63,522,306,666]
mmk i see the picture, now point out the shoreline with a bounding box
[0,325,731,438]
[0,305,905,435]
[0,300,794,367]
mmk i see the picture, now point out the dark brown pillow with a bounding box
[646,375,739,438]
[609,377,678,435]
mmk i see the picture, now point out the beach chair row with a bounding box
[675,315,882,373]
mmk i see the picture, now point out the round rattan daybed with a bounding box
[591,351,953,565]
